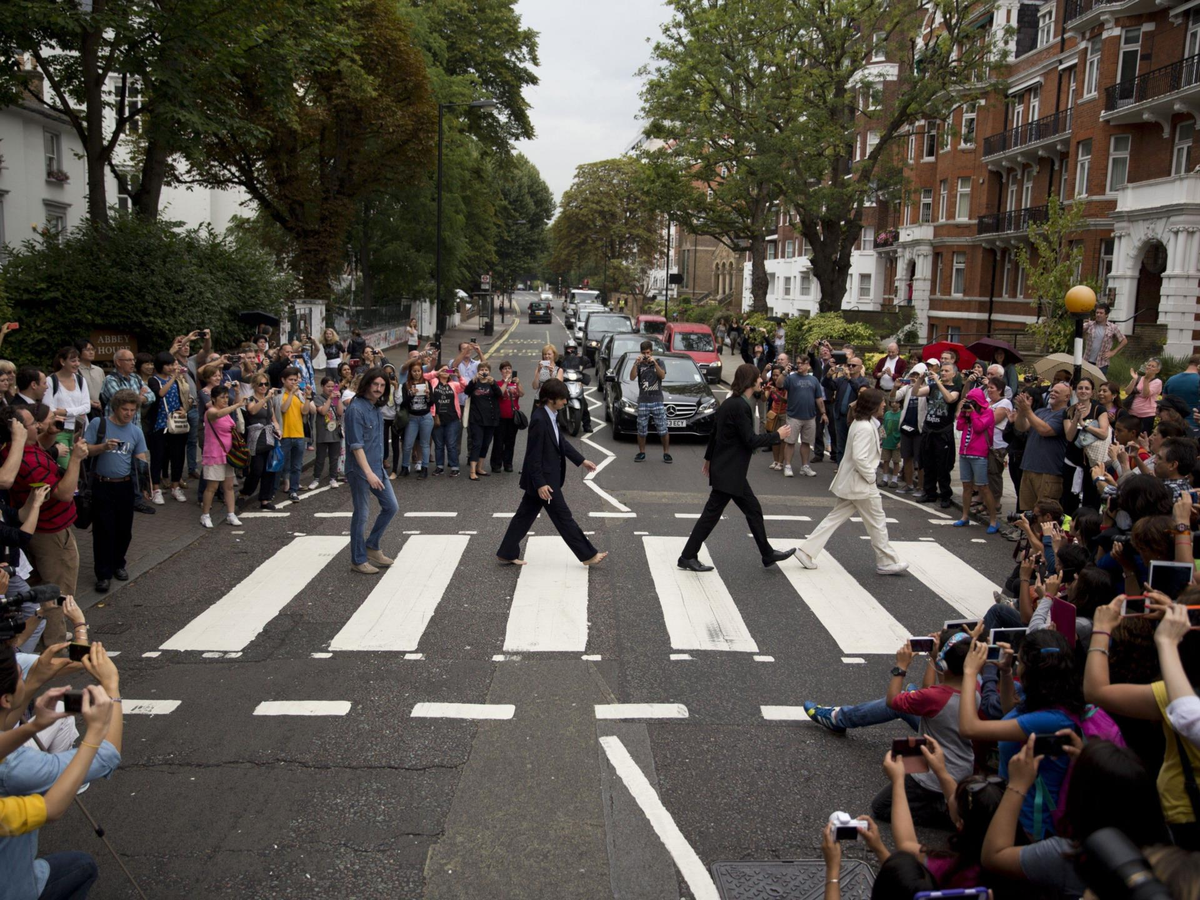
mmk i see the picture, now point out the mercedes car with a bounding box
[603,351,718,439]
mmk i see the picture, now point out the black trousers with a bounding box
[148,429,186,484]
[681,487,773,561]
[920,429,955,501]
[469,421,496,464]
[491,418,519,469]
[498,488,598,562]
[239,448,277,503]
[92,481,134,580]
[813,416,827,460]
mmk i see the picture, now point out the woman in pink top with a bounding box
[953,387,997,532]
[200,384,245,528]
[1125,357,1163,433]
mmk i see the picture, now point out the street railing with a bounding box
[977,204,1049,236]
[981,108,1072,158]
[1105,53,1200,111]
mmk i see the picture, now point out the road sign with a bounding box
[480,274,491,289]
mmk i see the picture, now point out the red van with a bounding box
[635,314,667,337]
[662,322,721,383]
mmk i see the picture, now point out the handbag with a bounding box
[765,409,780,432]
[166,409,190,435]
[266,440,284,473]
[513,408,529,431]
[74,416,105,530]
[227,427,250,468]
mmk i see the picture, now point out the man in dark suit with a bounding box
[496,379,607,566]
[678,363,798,572]
[808,342,835,462]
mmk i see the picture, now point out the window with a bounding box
[952,252,966,296]
[1000,249,1011,297]
[1060,155,1070,201]
[872,31,887,61]
[946,326,962,342]
[706,188,714,201]
[1118,28,1141,85]
[933,252,943,293]
[923,122,937,158]
[940,118,951,151]
[767,242,776,261]
[955,176,971,219]
[783,276,793,297]
[920,188,933,223]
[800,274,812,296]
[1022,164,1034,209]
[785,239,795,258]
[1107,134,1131,192]
[1174,121,1194,176]
[1075,139,1092,198]
[1099,238,1114,295]
[42,203,66,236]
[1038,4,1054,46]
[117,170,141,212]
[939,179,948,220]
[1028,86,1040,124]
[1187,11,1200,87]
[866,129,880,158]
[1011,95,1024,133]
[1066,68,1076,109]
[858,273,872,300]
[43,131,61,177]
[1008,170,1019,211]
[907,130,916,162]
[1017,262,1027,297]
[1084,39,1101,97]
[962,104,977,145]
[719,165,729,178]
[861,225,875,249]
[125,78,143,135]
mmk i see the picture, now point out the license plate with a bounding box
[667,418,687,428]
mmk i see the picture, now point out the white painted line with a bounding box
[314,512,352,518]
[919,537,935,541]
[971,538,987,543]
[231,530,245,534]
[674,513,725,520]
[201,651,223,658]
[642,536,758,653]
[583,531,595,535]
[885,490,953,519]
[842,657,866,664]
[596,703,689,720]
[404,653,424,660]
[106,651,120,657]
[599,736,719,900]
[494,512,541,519]
[492,653,520,661]
[773,541,911,654]
[459,530,478,535]
[585,453,616,481]
[291,532,307,537]
[330,534,470,651]
[581,421,615,460]
[411,702,515,720]
[892,541,1002,618]
[141,651,161,658]
[161,536,351,652]
[402,530,421,535]
[299,484,332,501]
[123,700,181,716]
[634,531,649,536]
[589,511,637,518]
[929,519,956,525]
[253,700,351,716]
[669,653,693,661]
[238,511,291,518]
[753,655,775,662]
[582,654,602,661]
[851,516,898,524]
[404,511,458,518]
[224,652,242,658]
[504,536,590,652]
[763,515,812,521]
[761,706,813,722]
[584,478,631,512]
[311,652,333,659]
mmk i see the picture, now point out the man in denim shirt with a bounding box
[344,367,398,574]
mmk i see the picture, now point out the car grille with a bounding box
[663,401,699,418]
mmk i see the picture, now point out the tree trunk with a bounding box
[360,202,374,307]
[749,234,769,313]
[81,18,109,225]
[136,138,171,220]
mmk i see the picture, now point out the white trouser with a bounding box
[800,493,902,568]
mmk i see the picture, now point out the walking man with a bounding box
[631,341,672,463]
[678,363,797,572]
[344,367,398,574]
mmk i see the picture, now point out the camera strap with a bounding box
[1174,731,1200,820]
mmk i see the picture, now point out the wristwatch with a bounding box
[891,666,907,678]
[1175,522,1190,534]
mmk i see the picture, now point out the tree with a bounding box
[1019,196,1102,353]
[492,154,555,293]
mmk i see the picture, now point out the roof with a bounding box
[666,321,713,332]
[636,314,667,322]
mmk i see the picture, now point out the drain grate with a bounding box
[711,859,874,900]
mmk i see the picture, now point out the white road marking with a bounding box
[763,515,812,521]
[971,538,987,543]
[585,454,616,480]
[753,655,775,662]
[595,703,689,720]
[411,702,515,720]
[404,511,458,518]
[253,700,351,716]
[761,706,814,722]
[634,531,650,535]
[674,513,725,520]
[238,512,291,518]
[161,536,350,652]
[892,541,1002,618]
[123,700,181,716]
[583,478,631,512]
[599,736,720,900]
[494,511,541,518]
[404,653,424,660]
[492,654,519,661]
[314,512,352,518]
[330,534,470,651]
[842,657,866,664]
[141,651,161,658]
[669,653,693,661]
[589,511,637,518]
[503,536,590,652]
[581,421,615,459]
[851,516,898,523]
[642,536,758,652]
[106,651,120,657]
[884,491,954,518]
[459,530,477,535]
[582,653,602,661]
[773,541,911,654]
[311,652,333,659]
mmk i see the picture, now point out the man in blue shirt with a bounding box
[344,367,398,574]
[781,356,826,477]
[1165,354,1200,437]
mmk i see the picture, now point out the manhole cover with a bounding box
[90,622,132,635]
[711,859,874,900]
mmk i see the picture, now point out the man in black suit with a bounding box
[496,378,607,566]
[678,363,798,572]
[808,342,834,462]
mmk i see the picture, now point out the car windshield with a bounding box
[623,356,704,384]
[588,316,632,335]
[610,337,663,358]
[640,320,666,335]
[673,331,715,352]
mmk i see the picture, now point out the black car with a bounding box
[582,313,633,364]
[597,333,666,403]
[527,300,552,324]
[604,351,719,439]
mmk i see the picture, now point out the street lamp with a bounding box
[1064,284,1097,384]
[435,97,498,349]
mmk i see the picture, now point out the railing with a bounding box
[1064,0,1121,23]
[874,228,900,248]
[981,108,1073,158]
[1105,53,1200,112]
[977,204,1049,236]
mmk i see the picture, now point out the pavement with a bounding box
[41,295,1020,899]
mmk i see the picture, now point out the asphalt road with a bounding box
[41,292,1016,899]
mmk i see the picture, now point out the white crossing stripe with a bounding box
[642,537,758,653]
[774,540,911,654]
[596,703,688,720]
[161,536,349,652]
[589,511,637,518]
[851,516,898,523]
[404,511,458,518]
[411,702,515,720]
[503,536,589,652]
[253,701,351,716]
[892,541,1000,618]
[123,700,181,715]
[330,535,470,651]
[761,706,813,722]
[763,515,812,521]
[314,512,352,518]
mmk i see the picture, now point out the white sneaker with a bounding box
[226,512,242,526]
[769,461,781,470]
[200,513,213,529]
[876,561,909,576]
[783,465,794,477]
[801,465,816,477]
[307,479,320,490]
[152,489,165,505]
[329,478,339,488]
[795,548,817,569]
[171,486,187,503]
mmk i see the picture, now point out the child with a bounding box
[880,400,902,487]
[311,377,342,488]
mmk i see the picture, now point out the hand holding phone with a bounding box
[891,736,930,773]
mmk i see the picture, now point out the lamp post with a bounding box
[1064,284,1097,385]
[435,97,497,350]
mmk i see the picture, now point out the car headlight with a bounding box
[587,341,599,348]
[708,361,721,370]
[619,398,637,412]
[699,397,717,413]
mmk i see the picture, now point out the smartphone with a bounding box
[909,636,936,653]
[1032,733,1072,758]
[913,890,990,900]
[67,642,90,662]
[1188,606,1200,628]
[1121,595,1147,616]
[1192,531,1200,561]
[1149,560,1194,600]
[27,482,46,489]
[73,419,84,442]
[54,594,66,606]
[891,737,929,773]
[4,322,18,332]
[985,644,1003,662]
[943,618,980,633]
[61,692,83,714]
[990,626,1028,651]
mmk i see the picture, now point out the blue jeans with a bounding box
[281,437,306,492]
[434,418,461,470]
[186,405,200,473]
[403,414,434,470]
[835,696,920,731]
[348,468,398,565]
[39,851,99,900]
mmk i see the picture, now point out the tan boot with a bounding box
[351,561,380,575]
[367,548,394,567]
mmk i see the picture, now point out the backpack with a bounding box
[74,416,105,531]
[1033,705,1126,837]
[49,372,83,398]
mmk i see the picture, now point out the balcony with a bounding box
[1115,172,1200,214]
[1064,0,1166,35]
[977,204,1049,237]
[1102,54,1200,135]
[981,109,1072,169]
[874,228,900,248]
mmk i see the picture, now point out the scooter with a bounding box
[558,368,591,437]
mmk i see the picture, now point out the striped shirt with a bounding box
[3,445,75,532]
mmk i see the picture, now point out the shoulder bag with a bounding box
[74,416,105,530]
[513,408,529,431]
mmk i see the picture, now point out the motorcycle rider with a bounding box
[560,340,592,433]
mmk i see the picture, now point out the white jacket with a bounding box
[831,417,881,500]
[896,384,927,435]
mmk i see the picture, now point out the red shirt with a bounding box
[3,444,76,532]
[498,381,521,419]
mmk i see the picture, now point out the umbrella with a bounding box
[1033,353,1106,385]
[766,316,786,324]
[239,310,280,330]
[921,340,976,370]
[967,337,1023,365]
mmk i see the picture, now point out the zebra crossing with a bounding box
[157,530,1004,659]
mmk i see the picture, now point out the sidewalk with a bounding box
[75,317,519,611]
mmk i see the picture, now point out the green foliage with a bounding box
[796,313,880,352]
[492,154,556,293]
[0,216,291,368]
[1019,197,1103,354]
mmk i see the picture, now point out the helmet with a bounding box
[565,339,578,349]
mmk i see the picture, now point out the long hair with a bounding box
[853,388,885,420]
[1061,740,1170,846]
[355,367,388,406]
[729,363,762,395]
[1018,629,1084,714]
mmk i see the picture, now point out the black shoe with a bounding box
[449,469,460,477]
[914,493,937,503]
[133,503,156,515]
[114,568,129,582]
[419,468,429,479]
[762,548,797,567]
[434,467,444,476]
[677,557,715,573]
[260,502,277,511]
[504,465,513,472]
[289,492,300,502]
[95,579,110,593]
[400,467,410,477]
[634,453,646,462]
[663,453,673,464]
[812,456,825,463]
[938,498,953,509]
[583,425,594,433]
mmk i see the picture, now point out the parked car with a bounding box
[604,352,718,439]
[662,322,722,383]
[597,333,666,403]
[527,300,552,324]
[635,314,667,337]
[582,312,633,364]
[571,303,605,344]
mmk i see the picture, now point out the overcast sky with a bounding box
[513,0,671,206]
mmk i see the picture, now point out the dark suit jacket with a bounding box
[704,394,778,497]
[519,404,584,494]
